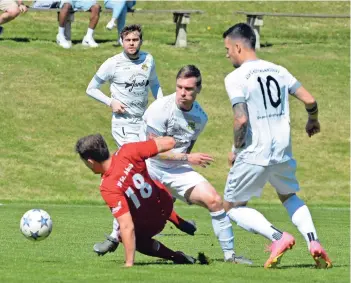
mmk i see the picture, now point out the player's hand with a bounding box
[187,153,214,168]
[228,152,236,166]
[305,118,320,137]
[124,262,133,267]
[19,4,28,13]
[110,99,127,114]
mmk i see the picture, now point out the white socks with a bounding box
[109,218,120,242]
[291,205,318,249]
[210,209,235,260]
[227,206,283,241]
[283,194,318,249]
[86,28,94,39]
[58,27,65,37]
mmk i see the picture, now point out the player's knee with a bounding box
[278,192,295,203]
[61,3,72,10]
[90,4,101,14]
[7,6,20,18]
[206,192,223,211]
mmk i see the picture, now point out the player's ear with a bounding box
[119,37,123,45]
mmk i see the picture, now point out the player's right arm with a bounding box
[117,211,136,267]
[123,137,176,163]
[224,74,249,163]
[100,185,136,267]
[86,58,126,113]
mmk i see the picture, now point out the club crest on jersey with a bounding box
[187,121,196,131]
[141,64,148,71]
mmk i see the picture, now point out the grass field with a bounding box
[0,1,349,282]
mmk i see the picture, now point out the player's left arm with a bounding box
[149,59,163,99]
[293,86,320,137]
[286,67,320,137]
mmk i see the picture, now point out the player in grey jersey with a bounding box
[222,23,332,269]
[140,65,252,264]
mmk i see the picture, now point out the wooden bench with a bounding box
[28,7,204,47]
[234,11,350,49]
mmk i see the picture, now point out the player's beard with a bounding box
[126,48,140,59]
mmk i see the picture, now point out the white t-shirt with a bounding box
[225,59,302,166]
[94,51,161,123]
[140,93,208,169]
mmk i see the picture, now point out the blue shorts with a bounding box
[60,0,98,11]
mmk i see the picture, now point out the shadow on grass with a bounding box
[155,233,210,237]
[0,37,31,42]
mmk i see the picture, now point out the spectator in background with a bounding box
[104,0,136,46]
[57,0,101,49]
[0,0,28,34]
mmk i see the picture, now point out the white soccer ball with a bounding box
[20,209,53,241]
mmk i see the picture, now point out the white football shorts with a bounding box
[146,161,208,203]
[112,122,141,147]
[224,158,300,202]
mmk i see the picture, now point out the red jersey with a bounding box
[100,140,173,237]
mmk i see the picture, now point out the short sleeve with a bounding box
[224,73,247,106]
[100,186,130,219]
[280,67,302,95]
[94,58,115,84]
[144,101,168,136]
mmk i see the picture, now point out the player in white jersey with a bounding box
[87,24,163,148]
[222,23,332,269]
[86,24,195,256]
[140,65,252,264]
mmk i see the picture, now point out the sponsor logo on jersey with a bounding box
[124,78,149,92]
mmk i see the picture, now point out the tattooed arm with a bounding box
[233,102,249,149]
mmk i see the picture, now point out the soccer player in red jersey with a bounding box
[75,134,196,267]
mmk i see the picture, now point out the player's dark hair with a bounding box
[176,65,202,87]
[75,134,110,162]
[223,23,256,50]
[121,24,143,41]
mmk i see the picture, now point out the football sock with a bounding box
[227,207,283,241]
[58,27,65,37]
[210,209,235,259]
[109,218,120,242]
[137,238,176,261]
[283,195,318,249]
[86,28,94,39]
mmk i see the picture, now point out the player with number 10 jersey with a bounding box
[225,59,300,166]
